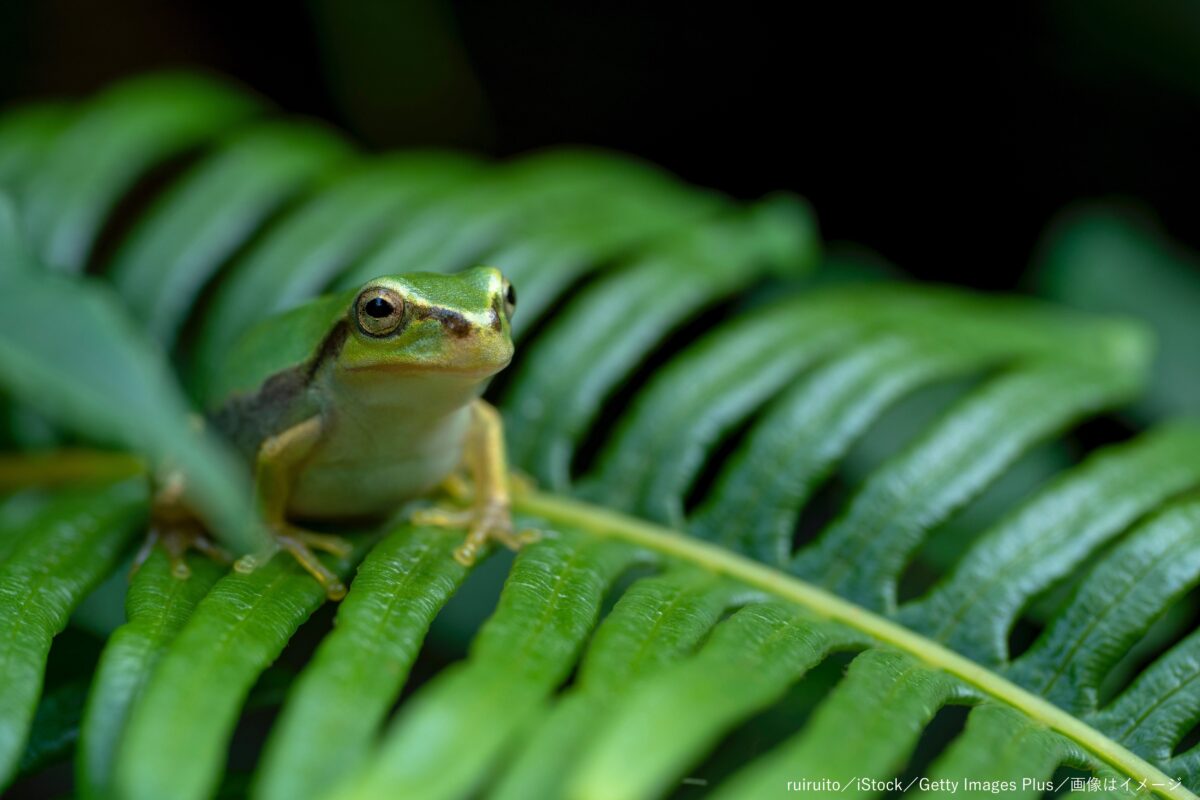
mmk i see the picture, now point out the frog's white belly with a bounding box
[287,402,471,520]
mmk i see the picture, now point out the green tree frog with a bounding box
[149,266,531,600]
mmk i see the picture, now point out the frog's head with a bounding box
[336,266,516,379]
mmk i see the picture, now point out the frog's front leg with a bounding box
[413,399,538,566]
[234,416,352,600]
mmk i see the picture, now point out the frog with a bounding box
[146,265,532,600]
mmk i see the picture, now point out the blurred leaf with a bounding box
[1033,204,1200,418]
[0,221,263,553]
[18,72,261,272]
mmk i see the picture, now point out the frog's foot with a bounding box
[132,520,232,580]
[411,502,539,566]
[234,526,352,601]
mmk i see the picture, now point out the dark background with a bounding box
[2,0,1198,288]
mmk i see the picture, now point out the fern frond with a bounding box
[1,73,1199,800]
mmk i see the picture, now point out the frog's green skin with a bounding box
[172,266,524,599]
[209,266,515,522]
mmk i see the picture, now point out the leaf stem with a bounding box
[516,490,1195,800]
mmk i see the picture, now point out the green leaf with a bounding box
[331,532,638,800]
[253,526,470,800]
[568,602,858,800]
[584,292,859,524]
[794,362,1139,611]
[19,73,261,272]
[110,121,353,345]
[900,422,1200,666]
[515,492,1190,798]
[492,567,741,800]
[77,548,225,800]
[113,540,365,800]
[1009,500,1200,715]
[0,480,146,785]
[711,650,961,799]
[691,334,979,563]
[913,704,1074,800]
[504,196,819,490]
[0,248,263,553]
[1034,205,1200,419]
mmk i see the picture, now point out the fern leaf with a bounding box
[332,532,636,800]
[0,481,145,785]
[795,362,1138,611]
[109,122,352,345]
[19,73,260,272]
[505,196,817,489]
[2,73,1200,800]
[254,527,470,800]
[900,422,1200,666]
[1010,500,1200,714]
[112,540,364,800]
[77,548,225,799]
[710,650,959,800]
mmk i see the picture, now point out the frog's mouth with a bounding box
[344,352,513,380]
[352,362,509,378]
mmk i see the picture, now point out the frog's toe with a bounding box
[411,505,474,529]
[453,503,539,566]
[452,540,482,567]
[291,529,353,558]
[134,522,232,581]
[241,526,349,601]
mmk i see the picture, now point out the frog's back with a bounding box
[205,289,354,458]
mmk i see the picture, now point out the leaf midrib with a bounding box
[514,490,1195,800]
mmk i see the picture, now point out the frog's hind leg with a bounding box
[234,416,352,601]
[136,470,232,580]
[412,400,538,566]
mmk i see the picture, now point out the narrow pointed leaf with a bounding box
[712,650,959,800]
[693,335,979,562]
[568,603,859,800]
[77,548,225,800]
[901,423,1200,666]
[795,363,1137,611]
[505,196,818,489]
[492,568,739,800]
[253,526,470,800]
[335,532,637,800]
[1010,500,1200,715]
[110,122,352,344]
[20,73,260,272]
[113,543,364,800]
[912,704,1074,800]
[0,252,263,553]
[0,480,146,787]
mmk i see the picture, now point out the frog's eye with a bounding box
[502,280,517,319]
[355,287,406,337]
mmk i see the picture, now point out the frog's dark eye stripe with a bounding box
[354,287,406,337]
